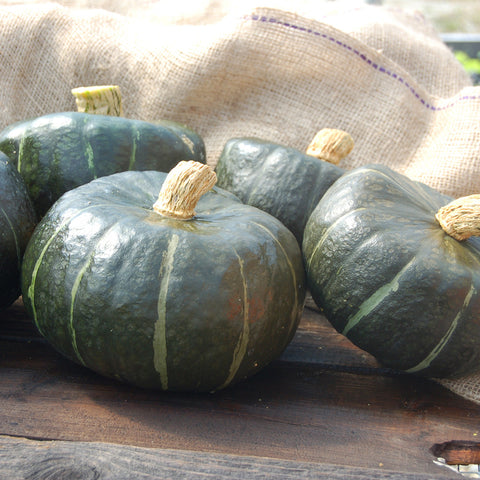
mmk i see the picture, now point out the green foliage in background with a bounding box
[455,50,480,84]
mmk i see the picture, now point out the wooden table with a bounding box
[0,297,478,479]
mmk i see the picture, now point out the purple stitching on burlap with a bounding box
[246,14,480,110]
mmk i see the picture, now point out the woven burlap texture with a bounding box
[1,1,480,404]
[0,1,477,200]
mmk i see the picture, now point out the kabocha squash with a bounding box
[0,153,36,309]
[214,129,352,244]
[0,85,205,217]
[303,164,480,378]
[21,161,305,392]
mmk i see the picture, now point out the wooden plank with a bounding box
[0,435,449,480]
[0,298,39,339]
[431,440,480,465]
[282,303,382,371]
[0,298,477,477]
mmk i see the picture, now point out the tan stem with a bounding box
[306,128,354,165]
[153,161,217,220]
[71,85,123,116]
[435,194,480,241]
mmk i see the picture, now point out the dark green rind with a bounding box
[21,170,305,392]
[153,119,206,165]
[303,164,480,378]
[0,153,37,309]
[0,113,206,217]
[214,138,344,244]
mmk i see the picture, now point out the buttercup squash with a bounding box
[21,161,305,391]
[0,85,205,217]
[215,129,352,244]
[0,113,206,217]
[303,164,480,378]
[0,153,36,309]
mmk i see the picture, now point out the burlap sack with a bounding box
[1,1,480,404]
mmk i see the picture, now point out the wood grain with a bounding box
[431,440,480,465]
[0,298,477,478]
[0,435,446,480]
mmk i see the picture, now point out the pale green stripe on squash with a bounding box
[128,129,139,170]
[0,207,20,268]
[180,134,195,156]
[342,255,418,336]
[26,204,113,337]
[16,135,28,174]
[252,221,301,338]
[85,140,97,179]
[81,114,97,179]
[68,222,122,367]
[305,208,367,271]
[406,284,476,373]
[69,251,95,367]
[153,233,179,391]
[218,248,250,391]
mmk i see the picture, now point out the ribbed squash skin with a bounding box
[0,113,206,217]
[303,164,480,378]
[215,138,343,244]
[21,170,305,392]
[0,153,36,308]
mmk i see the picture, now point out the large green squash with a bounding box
[21,161,305,391]
[0,153,36,309]
[303,164,480,378]
[214,129,352,244]
[0,112,206,217]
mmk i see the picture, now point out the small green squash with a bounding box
[214,129,352,244]
[303,163,480,378]
[0,113,206,217]
[0,153,36,309]
[21,161,305,391]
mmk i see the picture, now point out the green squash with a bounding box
[303,163,480,378]
[0,153,36,309]
[0,112,206,217]
[214,129,351,244]
[21,161,305,392]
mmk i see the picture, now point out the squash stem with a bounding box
[153,161,217,220]
[71,85,123,116]
[436,194,480,241]
[306,128,354,165]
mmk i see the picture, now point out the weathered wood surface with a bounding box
[0,298,478,478]
[0,435,455,480]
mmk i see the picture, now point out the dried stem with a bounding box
[435,194,480,241]
[306,128,354,165]
[153,161,217,220]
[71,85,123,116]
